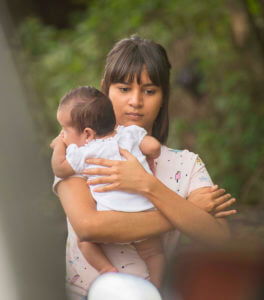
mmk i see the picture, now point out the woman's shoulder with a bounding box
[157,145,206,172]
[160,145,199,162]
[155,146,211,196]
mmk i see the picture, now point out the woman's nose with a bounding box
[128,89,143,107]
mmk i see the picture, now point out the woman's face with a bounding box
[108,68,163,135]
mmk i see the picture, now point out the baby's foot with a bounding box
[99,266,118,274]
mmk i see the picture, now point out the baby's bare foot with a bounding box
[99,266,118,274]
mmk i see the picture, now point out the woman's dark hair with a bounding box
[101,34,171,144]
[59,86,116,136]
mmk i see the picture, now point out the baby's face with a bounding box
[57,107,86,147]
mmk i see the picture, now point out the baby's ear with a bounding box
[84,128,96,142]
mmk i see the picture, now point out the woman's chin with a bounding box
[119,120,145,129]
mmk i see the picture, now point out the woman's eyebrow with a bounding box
[115,81,130,85]
[142,83,157,87]
[116,82,157,87]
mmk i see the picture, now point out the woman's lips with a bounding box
[125,113,143,121]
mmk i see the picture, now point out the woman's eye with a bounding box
[144,89,156,95]
[119,87,130,92]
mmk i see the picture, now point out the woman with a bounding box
[53,35,236,300]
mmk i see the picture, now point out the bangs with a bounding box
[109,45,161,86]
[102,35,171,144]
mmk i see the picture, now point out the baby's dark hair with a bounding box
[59,86,116,136]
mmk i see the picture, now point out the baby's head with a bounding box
[57,86,116,146]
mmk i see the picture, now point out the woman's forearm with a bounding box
[142,174,230,246]
[83,151,231,246]
[83,210,173,243]
[57,177,173,243]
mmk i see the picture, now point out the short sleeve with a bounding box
[120,125,147,143]
[187,156,214,196]
[66,144,87,174]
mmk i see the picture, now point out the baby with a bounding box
[51,86,165,287]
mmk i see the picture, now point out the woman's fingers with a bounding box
[214,198,236,212]
[211,188,226,199]
[83,167,113,176]
[84,148,133,168]
[188,185,237,216]
[83,148,149,194]
[214,210,237,218]
[85,158,117,168]
[213,193,232,206]
[119,148,135,159]
[87,175,116,186]
[210,185,219,192]
[93,182,119,193]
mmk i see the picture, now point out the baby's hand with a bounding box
[50,132,65,149]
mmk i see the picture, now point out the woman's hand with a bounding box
[83,148,153,194]
[187,185,236,218]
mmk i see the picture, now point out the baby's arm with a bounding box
[50,136,75,178]
[139,136,161,159]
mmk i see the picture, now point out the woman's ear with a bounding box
[84,128,96,143]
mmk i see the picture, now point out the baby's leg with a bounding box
[133,237,165,288]
[77,239,118,274]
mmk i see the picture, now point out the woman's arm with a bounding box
[56,177,173,243]
[84,149,234,246]
[142,175,231,246]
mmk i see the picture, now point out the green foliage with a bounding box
[247,0,262,16]
[18,0,264,204]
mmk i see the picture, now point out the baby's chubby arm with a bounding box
[139,136,161,159]
[50,135,75,178]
